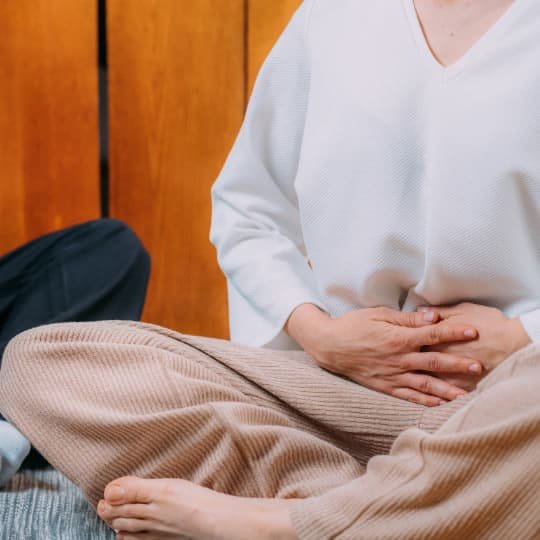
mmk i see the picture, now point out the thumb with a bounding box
[388,309,441,328]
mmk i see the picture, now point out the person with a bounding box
[1,0,539,538]
[0,219,150,486]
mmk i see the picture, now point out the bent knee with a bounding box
[85,219,150,267]
[0,324,65,420]
[1,322,116,373]
[2,323,79,372]
[99,221,150,284]
[0,321,124,415]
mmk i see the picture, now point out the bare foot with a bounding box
[96,476,297,540]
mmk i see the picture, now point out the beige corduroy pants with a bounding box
[0,321,539,539]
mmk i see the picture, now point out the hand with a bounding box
[285,304,482,407]
[418,303,532,377]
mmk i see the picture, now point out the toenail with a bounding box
[107,486,125,499]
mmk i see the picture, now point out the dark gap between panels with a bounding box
[98,0,109,217]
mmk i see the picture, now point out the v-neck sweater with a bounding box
[210,0,540,349]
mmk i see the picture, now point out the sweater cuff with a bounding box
[227,277,327,349]
[289,486,361,539]
[518,309,540,342]
[288,470,383,539]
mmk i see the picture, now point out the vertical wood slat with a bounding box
[247,0,302,95]
[0,0,100,255]
[108,0,245,339]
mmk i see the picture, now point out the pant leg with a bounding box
[0,320,470,507]
[290,343,540,539]
[0,219,150,467]
[0,218,150,361]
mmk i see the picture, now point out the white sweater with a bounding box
[210,0,540,349]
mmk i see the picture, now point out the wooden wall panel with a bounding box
[247,0,302,94]
[108,0,245,338]
[0,0,100,255]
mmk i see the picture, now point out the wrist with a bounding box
[506,317,532,354]
[211,497,297,540]
[284,303,332,355]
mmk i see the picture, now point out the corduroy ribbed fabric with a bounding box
[0,321,538,538]
[290,344,540,539]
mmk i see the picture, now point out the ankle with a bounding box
[249,499,297,540]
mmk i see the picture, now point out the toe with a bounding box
[117,534,161,540]
[98,500,153,523]
[105,476,153,505]
[97,499,112,520]
[110,517,149,533]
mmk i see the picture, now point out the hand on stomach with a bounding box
[415,302,532,391]
[285,303,483,407]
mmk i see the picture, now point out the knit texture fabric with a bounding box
[0,321,538,539]
[0,469,114,539]
[290,343,540,539]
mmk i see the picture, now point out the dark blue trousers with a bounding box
[0,219,150,466]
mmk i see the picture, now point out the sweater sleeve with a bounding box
[209,0,326,349]
[289,343,540,539]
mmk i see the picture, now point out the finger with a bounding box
[417,304,465,319]
[406,323,477,348]
[381,309,441,327]
[400,373,468,401]
[429,372,481,392]
[392,387,446,407]
[398,352,482,375]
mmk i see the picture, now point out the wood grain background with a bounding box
[0,0,301,338]
[247,0,302,94]
[0,0,100,254]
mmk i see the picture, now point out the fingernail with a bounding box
[464,328,476,338]
[468,363,481,374]
[418,306,430,312]
[107,486,125,499]
[423,311,435,322]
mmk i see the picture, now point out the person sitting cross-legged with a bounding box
[1,0,540,538]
